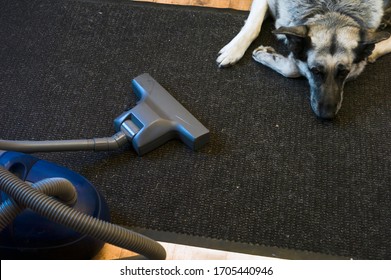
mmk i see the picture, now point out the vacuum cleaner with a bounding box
[0,73,210,260]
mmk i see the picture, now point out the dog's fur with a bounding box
[217,0,391,119]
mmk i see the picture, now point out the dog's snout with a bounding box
[318,102,338,119]
[310,80,343,119]
[311,99,339,119]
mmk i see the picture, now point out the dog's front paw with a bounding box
[252,46,301,78]
[216,41,247,68]
[252,46,277,64]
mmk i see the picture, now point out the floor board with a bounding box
[133,0,252,10]
[94,242,276,260]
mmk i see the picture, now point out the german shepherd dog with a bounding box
[217,0,391,119]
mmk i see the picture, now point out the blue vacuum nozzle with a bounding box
[114,73,210,155]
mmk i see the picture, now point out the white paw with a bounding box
[216,39,247,68]
[252,46,301,78]
[252,46,277,64]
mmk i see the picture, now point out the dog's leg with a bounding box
[252,46,301,78]
[217,0,268,67]
[368,36,391,62]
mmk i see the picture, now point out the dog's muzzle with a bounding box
[311,98,340,119]
[310,87,343,119]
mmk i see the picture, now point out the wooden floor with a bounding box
[96,0,253,260]
[94,242,274,260]
[134,0,252,10]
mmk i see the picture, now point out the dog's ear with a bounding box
[273,26,310,61]
[354,30,390,63]
[362,30,390,45]
[273,25,308,38]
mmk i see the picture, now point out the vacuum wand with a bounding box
[0,74,210,156]
[0,132,128,153]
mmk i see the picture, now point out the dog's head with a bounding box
[274,15,390,119]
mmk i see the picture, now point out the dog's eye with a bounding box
[310,67,323,76]
[337,65,350,78]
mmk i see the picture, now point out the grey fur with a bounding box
[269,0,388,29]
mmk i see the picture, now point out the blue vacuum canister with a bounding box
[0,151,110,259]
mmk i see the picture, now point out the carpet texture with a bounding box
[1,0,391,259]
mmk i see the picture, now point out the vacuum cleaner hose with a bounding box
[0,177,77,231]
[0,168,166,260]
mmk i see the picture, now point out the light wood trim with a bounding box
[94,242,274,260]
[133,0,252,10]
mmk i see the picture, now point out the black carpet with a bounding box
[1,0,391,259]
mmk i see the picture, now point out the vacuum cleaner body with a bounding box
[0,151,110,259]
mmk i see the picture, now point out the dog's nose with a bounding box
[312,101,338,119]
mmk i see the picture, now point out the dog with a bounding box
[217,0,391,119]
